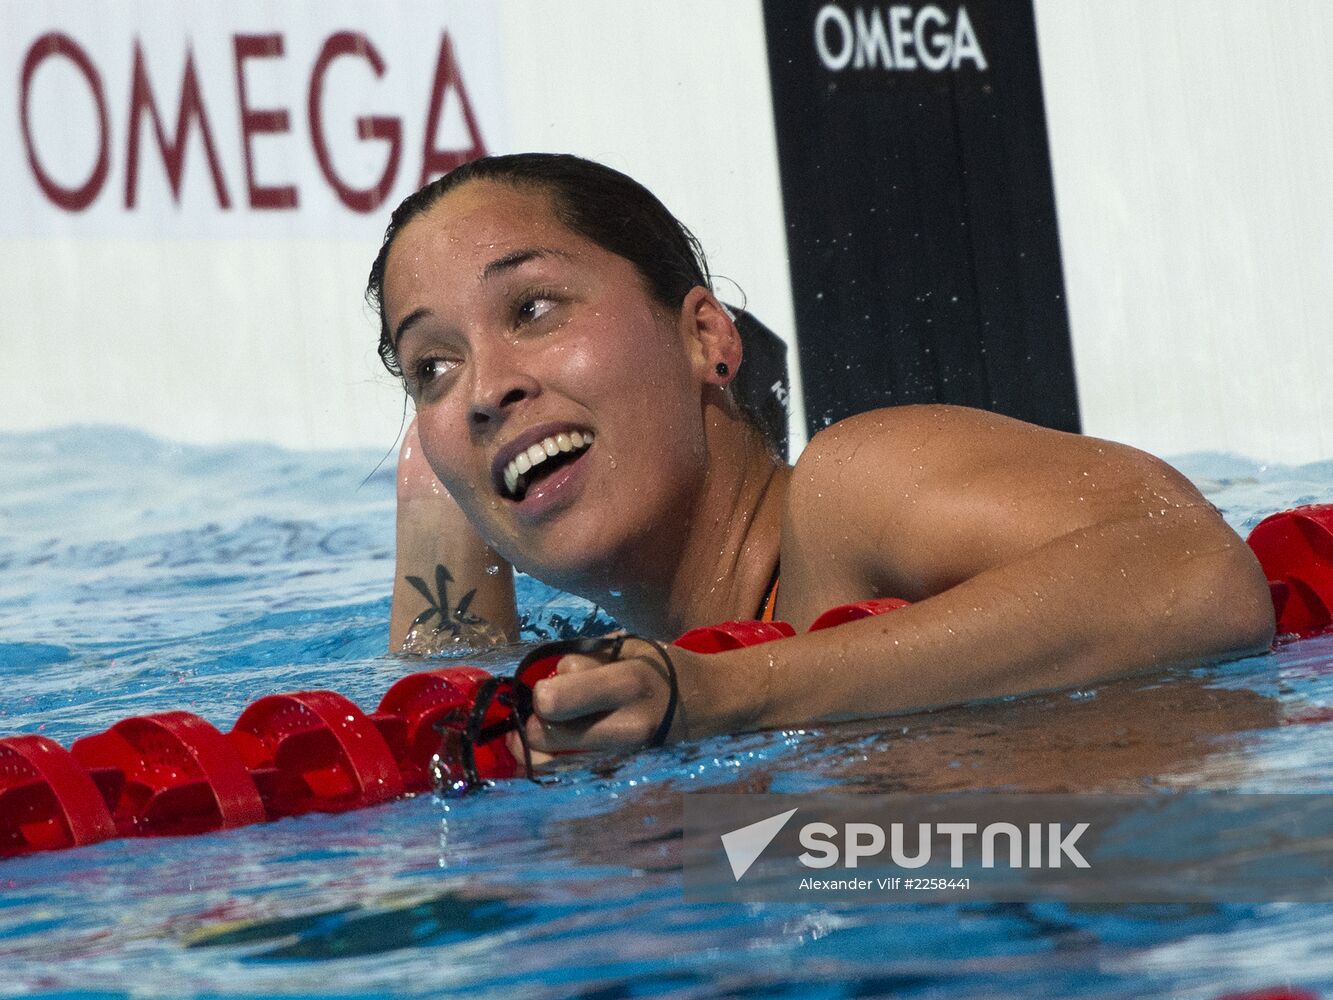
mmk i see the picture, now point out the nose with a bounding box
[467,348,541,429]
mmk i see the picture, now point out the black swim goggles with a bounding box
[431,634,679,796]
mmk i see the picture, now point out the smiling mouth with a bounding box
[500,430,594,501]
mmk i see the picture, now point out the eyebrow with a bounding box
[392,307,433,351]
[393,247,571,349]
[481,246,569,281]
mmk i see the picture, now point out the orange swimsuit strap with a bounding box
[758,567,780,622]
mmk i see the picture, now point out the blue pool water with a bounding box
[1,426,1331,999]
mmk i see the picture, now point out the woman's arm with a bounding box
[522,406,1275,748]
[390,418,519,652]
[712,503,1274,733]
[724,405,1276,727]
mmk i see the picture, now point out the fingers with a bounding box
[524,709,655,754]
[516,637,684,753]
[554,652,607,677]
[536,660,652,720]
[525,649,671,752]
[505,729,555,768]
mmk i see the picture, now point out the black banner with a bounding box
[762,1,1079,437]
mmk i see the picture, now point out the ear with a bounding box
[677,286,742,387]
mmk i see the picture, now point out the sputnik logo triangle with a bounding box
[720,807,799,881]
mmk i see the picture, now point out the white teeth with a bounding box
[500,430,594,499]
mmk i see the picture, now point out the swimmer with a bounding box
[368,153,1274,757]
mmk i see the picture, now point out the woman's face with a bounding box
[383,180,709,584]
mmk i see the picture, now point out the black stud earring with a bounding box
[715,362,729,378]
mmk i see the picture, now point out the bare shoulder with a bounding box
[789,403,1204,512]
[791,404,1011,478]
[781,404,1215,600]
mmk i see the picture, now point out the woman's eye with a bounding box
[412,356,457,389]
[516,295,556,324]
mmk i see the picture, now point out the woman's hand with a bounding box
[523,640,728,752]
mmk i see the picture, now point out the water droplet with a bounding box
[486,564,499,576]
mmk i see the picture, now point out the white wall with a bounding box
[1035,0,1333,464]
[2,2,1329,464]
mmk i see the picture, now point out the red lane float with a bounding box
[376,666,519,789]
[71,711,265,836]
[229,690,404,816]
[2,506,1327,860]
[674,619,796,653]
[1247,504,1333,636]
[809,598,912,631]
[0,735,116,854]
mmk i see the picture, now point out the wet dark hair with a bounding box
[366,153,711,378]
[366,153,789,458]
